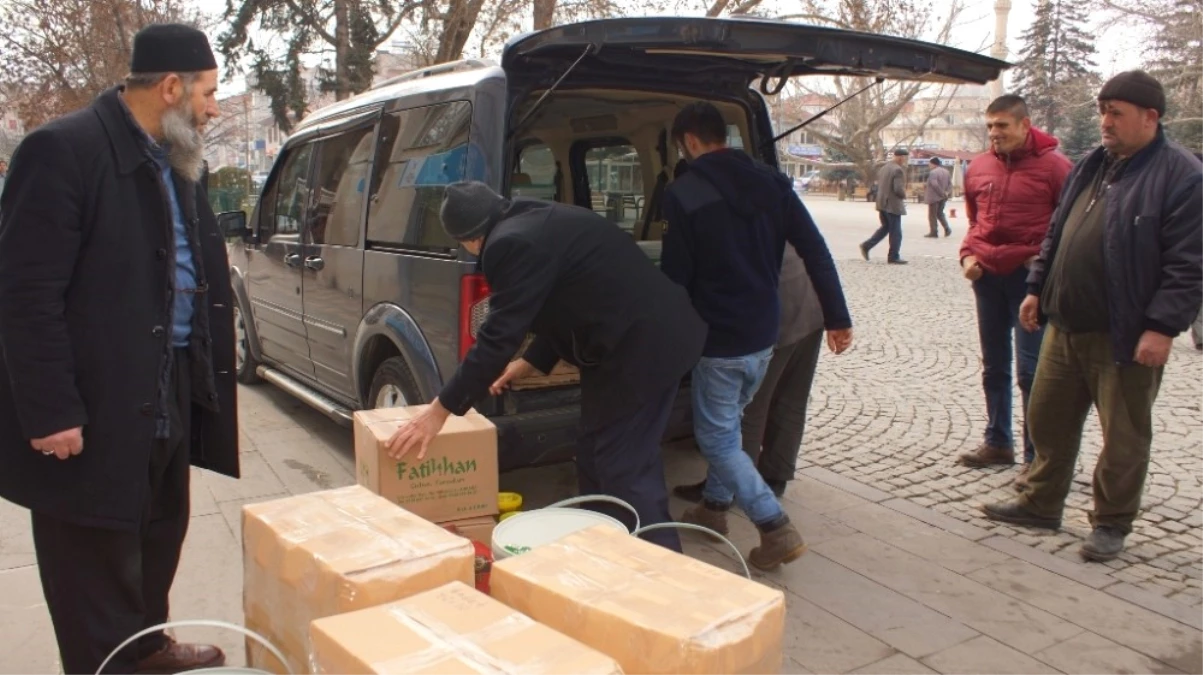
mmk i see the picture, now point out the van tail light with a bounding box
[459,273,491,361]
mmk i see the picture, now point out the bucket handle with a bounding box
[633,523,752,580]
[545,494,641,533]
[96,619,292,675]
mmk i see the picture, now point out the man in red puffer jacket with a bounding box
[957,95,1072,486]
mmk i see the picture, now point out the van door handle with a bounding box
[304,256,325,271]
[284,253,302,268]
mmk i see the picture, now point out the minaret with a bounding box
[991,0,1012,98]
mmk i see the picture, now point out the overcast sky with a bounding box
[193,0,1145,97]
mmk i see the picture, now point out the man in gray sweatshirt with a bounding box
[925,157,952,238]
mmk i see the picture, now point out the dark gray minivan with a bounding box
[219,17,1006,471]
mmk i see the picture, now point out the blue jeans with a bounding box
[864,211,903,261]
[973,267,1044,462]
[692,348,784,526]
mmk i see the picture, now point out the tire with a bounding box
[233,301,262,385]
[367,356,423,409]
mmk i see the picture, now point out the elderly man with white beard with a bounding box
[0,24,240,673]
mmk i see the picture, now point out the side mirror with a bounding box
[217,211,250,240]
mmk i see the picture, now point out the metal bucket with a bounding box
[491,495,635,560]
[97,620,290,675]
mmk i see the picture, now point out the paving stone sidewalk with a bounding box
[5,379,1199,674]
[802,256,1203,612]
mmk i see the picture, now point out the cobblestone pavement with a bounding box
[798,243,1203,610]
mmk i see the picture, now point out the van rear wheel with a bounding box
[368,357,422,409]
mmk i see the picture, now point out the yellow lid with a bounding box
[498,492,523,513]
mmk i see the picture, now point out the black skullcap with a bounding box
[893,148,909,156]
[1098,70,1166,117]
[440,182,509,241]
[130,24,217,74]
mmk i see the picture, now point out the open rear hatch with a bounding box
[499,17,1008,392]
[502,17,1009,93]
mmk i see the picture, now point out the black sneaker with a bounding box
[887,259,909,265]
[923,233,938,238]
[1081,526,1126,562]
[671,480,706,504]
[859,243,870,261]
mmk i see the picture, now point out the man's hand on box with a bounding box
[387,400,451,460]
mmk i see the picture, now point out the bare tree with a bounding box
[1102,0,1203,150]
[0,0,198,130]
[776,0,968,187]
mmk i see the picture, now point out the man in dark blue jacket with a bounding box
[982,71,1202,562]
[661,101,853,570]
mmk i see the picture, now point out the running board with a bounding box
[256,366,354,426]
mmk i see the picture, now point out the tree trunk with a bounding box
[334,0,350,100]
[435,0,486,64]
[533,0,555,29]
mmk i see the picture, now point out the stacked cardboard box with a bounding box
[241,485,475,674]
[309,581,623,674]
[353,406,499,540]
[491,525,786,674]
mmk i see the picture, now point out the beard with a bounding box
[161,99,205,182]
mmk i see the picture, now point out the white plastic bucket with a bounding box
[96,619,290,675]
[489,495,751,579]
[491,495,635,560]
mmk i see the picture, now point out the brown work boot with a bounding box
[680,503,730,536]
[136,637,225,674]
[980,500,1061,530]
[749,520,807,571]
[958,443,1015,467]
[1013,463,1031,492]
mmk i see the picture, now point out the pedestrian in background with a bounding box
[0,24,238,673]
[957,94,1072,488]
[982,71,1202,562]
[860,148,909,264]
[924,157,952,238]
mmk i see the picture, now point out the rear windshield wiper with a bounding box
[764,76,884,153]
[508,44,597,140]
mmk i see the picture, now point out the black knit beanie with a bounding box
[1098,70,1166,117]
[130,24,217,73]
[440,182,509,241]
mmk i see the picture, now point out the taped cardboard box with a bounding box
[309,581,622,674]
[354,406,499,523]
[439,515,497,546]
[242,485,475,674]
[490,525,786,674]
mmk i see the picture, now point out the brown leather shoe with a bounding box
[680,504,730,536]
[1013,463,1031,492]
[980,501,1061,529]
[958,443,1015,467]
[136,638,225,674]
[749,522,807,571]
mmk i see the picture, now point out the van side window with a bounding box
[513,144,558,201]
[310,126,374,247]
[261,143,313,243]
[367,100,475,252]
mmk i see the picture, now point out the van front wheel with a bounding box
[368,357,422,409]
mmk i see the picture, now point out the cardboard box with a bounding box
[353,406,499,523]
[241,486,476,674]
[439,515,497,545]
[490,525,786,674]
[309,581,622,674]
